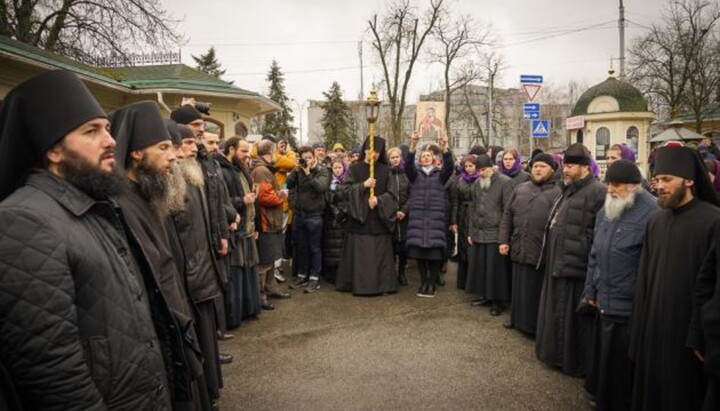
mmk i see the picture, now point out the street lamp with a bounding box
[291,98,307,146]
[365,85,381,198]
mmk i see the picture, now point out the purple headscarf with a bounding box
[499,152,523,177]
[331,161,348,183]
[551,153,564,169]
[590,157,600,178]
[615,143,636,162]
[461,155,480,183]
[713,160,720,193]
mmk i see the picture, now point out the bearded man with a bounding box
[110,102,207,411]
[0,71,170,409]
[536,143,606,377]
[630,146,720,411]
[466,153,514,315]
[165,124,227,409]
[499,153,561,335]
[582,160,657,411]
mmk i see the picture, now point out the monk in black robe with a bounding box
[336,136,399,295]
[629,146,720,411]
[110,102,207,411]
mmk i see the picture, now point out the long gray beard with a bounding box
[167,162,187,215]
[479,177,491,191]
[604,190,638,221]
[179,158,205,188]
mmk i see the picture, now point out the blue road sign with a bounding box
[520,75,543,84]
[523,112,540,120]
[523,103,540,111]
[532,120,550,138]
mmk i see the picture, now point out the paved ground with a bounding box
[217,262,587,411]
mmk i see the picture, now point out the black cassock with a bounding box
[336,161,399,295]
[629,199,720,411]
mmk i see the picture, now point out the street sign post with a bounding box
[520,75,543,84]
[531,120,550,138]
[523,103,540,119]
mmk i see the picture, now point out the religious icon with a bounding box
[415,102,446,141]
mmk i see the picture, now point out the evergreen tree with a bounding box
[321,82,354,151]
[262,60,298,148]
[192,46,233,83]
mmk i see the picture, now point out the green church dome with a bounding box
[571,76,648,116]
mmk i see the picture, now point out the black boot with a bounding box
[398,272,408,286]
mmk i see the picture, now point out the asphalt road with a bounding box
[217,262,587,411]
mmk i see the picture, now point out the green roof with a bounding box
[0,35,263,98]
[571,76,649,116]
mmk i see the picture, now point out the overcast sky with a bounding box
[164,0,662,127]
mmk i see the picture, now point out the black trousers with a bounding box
[417,259,442,286]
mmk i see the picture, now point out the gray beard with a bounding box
[479,177,491,191]
[179,158,205,188]
[604,190,638,221]
[167,162,187,215]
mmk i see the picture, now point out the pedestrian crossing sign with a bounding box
[532,120,549,138]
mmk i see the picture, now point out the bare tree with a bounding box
[628,0,720,123]
[368,0,444,146]
[452,52,506,150]
[427,13,492,135]
[0,0,183,64]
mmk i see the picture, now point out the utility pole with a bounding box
[619,0,626,80]
[358,41,364,100]
[487,75,494,146]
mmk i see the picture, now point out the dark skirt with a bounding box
[584,316,633,411]
[407,246,445,261]
[535,274,592,376]
[257,231,282,264]
[510,263,544,335]
[241,265,262,319]
[336,232,397,295]
[465,242,509,301]
[225,266,244,329]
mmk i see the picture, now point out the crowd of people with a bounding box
[2,69,720,411]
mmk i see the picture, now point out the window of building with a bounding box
[626,126,639,155]
[596,127,611,160]
[452,133,461,148]
[577,129,584,144]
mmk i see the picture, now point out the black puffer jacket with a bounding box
[542,174,607,279]
[323,177,347,268]
[197,145,231,254]
[0,171,170,410]
[390,166,410,243]
[499,176,561,266]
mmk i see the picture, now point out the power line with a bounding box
[494,20,617,49]
[187,39,359,47]
[226,65,370,76]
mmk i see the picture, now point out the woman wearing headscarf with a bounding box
[499,148,530,187]
[322,156,349,284]
[449,154,481,290]
[335,136,399,295]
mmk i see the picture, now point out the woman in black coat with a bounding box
[388,146,411,286]
[322,156,348,284]
[450,154,480,290]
